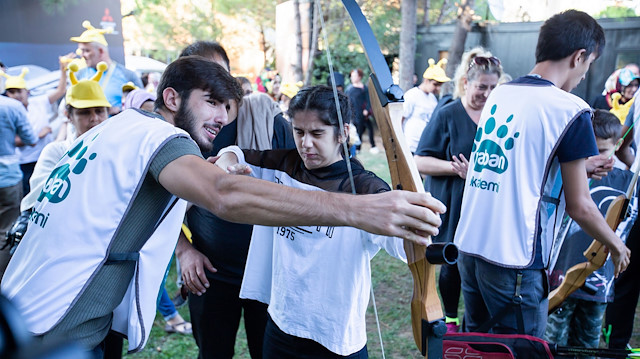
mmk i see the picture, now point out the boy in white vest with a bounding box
[454,10,630,337]
[1,56,446,356]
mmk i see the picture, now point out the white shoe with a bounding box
[369,147,380,154]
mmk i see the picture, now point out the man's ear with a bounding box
[162,87,181,112]
[570,49,588,68]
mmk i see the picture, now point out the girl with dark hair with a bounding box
[215,85,406,358]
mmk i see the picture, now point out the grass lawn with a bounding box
[130,139,640,358]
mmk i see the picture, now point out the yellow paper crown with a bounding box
[66,61,111,109]
[423,58,451,83]
[0,68,29,90]
[121,81,138,92]
[70,20,112,47]
[280,81,303,99]
[610,92,633,125]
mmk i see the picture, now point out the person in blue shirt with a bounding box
[70,20,143,116]
[0,95,37,280]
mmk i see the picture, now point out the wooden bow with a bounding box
[341,1,449,357]
[548,162,640,312]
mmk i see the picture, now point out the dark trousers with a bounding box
[605,219,640,348]
[189,279,268,359]
[263,315,368,359]
[355,119,375,149]
[0,183,22,281]
[90,330,123,359]
[19,162,36,197]
[439,262,461,319]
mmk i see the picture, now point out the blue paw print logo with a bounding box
[38,139,97,204]
[472,104,519,174]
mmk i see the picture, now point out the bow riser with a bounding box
[367,81,444,357]
[548,193,628,312]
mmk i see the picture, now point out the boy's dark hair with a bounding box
[592,109,622,140]
[287,85,353,140]
[155,56,242,111]
[236,76,251,87]
[179,41,230,71]
[535,10,605,63]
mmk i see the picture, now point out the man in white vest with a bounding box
[454,10,630,337]
[1,56,445,356]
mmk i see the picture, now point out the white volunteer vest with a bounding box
[1,109,189,352]
[455,83,591,268]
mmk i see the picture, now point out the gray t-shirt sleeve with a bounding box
[149,136,203,181]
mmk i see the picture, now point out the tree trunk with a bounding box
[304,0,319,86]
[399,0,417,92]
[293,0,304,82]
[442,0,474,95]
[260,24,267,68]
[423,0,430,26]
[435,0,450,25]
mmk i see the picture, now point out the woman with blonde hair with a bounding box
[414,47,503,333]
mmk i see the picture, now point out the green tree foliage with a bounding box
[312,0,401,87]
[596,5,637,19]
[133,0,222,61]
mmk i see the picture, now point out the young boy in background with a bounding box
[545,109,638,348]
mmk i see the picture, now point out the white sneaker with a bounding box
[369,147,380,154]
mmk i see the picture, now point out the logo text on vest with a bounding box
[472,104,519,175]
[37,138,98,204]
[469,176,500,193]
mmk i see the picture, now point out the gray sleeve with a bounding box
[149,136,203,181]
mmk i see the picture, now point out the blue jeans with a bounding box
[157,288,177,321]
[458,252,548,337]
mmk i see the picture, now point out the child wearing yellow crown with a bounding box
[12,61,111,234]
[402,58,451,154]
[70,20,142,115]
[1,55,72,196]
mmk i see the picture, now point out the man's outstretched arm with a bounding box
[158,154,445,245]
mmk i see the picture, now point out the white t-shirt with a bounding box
[402,87,438,152]
[17,95,55,164]
[223,146,407,355]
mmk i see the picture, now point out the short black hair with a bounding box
[155,56,242,111]
[535,10,605,63]
[592,109,622,141]
[287,85,352,140]
[179,41,230,71]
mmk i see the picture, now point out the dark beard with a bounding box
[174,99,213,153]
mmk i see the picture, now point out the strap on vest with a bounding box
[476,270,525,334]
[541,195,560,205]
[106,252,140,264]
[105,197,179,265]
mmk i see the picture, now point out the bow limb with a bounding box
[548,164,640,312]
[340,1,448,357]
